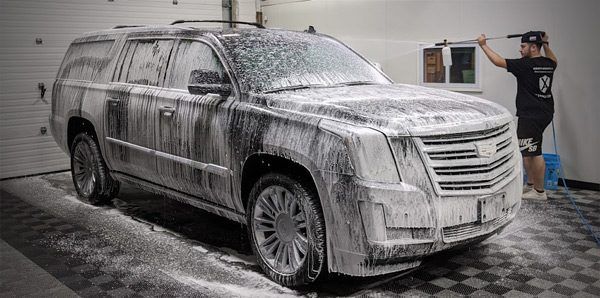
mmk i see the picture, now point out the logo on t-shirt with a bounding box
[539,75,551,93]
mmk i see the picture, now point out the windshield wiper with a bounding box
[264,84,328,94]
[336,81,379,86]
[263,81,378,94]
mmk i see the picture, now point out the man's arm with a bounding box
[542,33,558,65]
[477,34,507,68]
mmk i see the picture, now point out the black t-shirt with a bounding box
[506,57,556,119]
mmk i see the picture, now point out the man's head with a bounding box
[519,31,544,58]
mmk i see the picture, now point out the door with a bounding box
[155,39,236,209]
[104,38,174,185]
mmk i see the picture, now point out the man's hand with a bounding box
[478,34,506,68]
[541,32,557,65]
[477,34,487,46]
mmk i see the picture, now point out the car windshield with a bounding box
[217,30,392,93]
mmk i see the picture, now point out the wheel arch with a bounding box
[67,116,98,150]
[241,153,322,210]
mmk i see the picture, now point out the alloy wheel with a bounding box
[72,142,96,197]
[253,185,308,274]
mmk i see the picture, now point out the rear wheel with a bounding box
[247,173,326,287]
[70,133,119,205]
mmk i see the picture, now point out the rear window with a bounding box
[58,40,114,81]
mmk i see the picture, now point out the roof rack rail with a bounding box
[113,25,146,29]
[170,20,265,29]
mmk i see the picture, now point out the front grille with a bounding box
[442,212,509,243]
[416,123,518,196]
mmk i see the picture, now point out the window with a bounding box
[59,40,114,81]
[166,40,227,90]
[116,39,174,87]
[419,45,480,91]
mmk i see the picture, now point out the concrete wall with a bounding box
[262,0,600,184]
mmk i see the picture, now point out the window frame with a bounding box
[164,37,234,96]
[418,44,482,92]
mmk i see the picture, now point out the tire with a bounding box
[246,173,326,287]
[70,133,119,205]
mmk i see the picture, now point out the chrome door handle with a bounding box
[159,106,175,117]
[107,97,120,106]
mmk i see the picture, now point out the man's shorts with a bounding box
[517,117,552,156]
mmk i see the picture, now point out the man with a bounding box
[477,31,558,200]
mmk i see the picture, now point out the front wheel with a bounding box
[247,173,326,287]
[70,133,119,205]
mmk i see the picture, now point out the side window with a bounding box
[116,39,174,87]
[167,40,226,90]
[59,40,114,81]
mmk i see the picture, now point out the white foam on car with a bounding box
[192,245,209,253]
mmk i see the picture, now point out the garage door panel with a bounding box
[1,135,60,148]
[1,104,53,114]
[0,54,64,67]
[1,139,63,155]
[1,79,57,94]
[0,93,46,103]
[0,158,69,180]
[1,0,221,12]
[1,122,52,140]
[0,35,78,48]
[1,110,51,122]
[0,71,58,81]
[0,97,43,107]
[0,151,67,165]
[0,147,65,162]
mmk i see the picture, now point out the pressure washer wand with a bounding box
[434,34,523,46]
[437,34,523,66]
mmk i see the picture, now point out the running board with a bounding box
[111,172,245,224]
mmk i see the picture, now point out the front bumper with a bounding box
[324,169,521,277]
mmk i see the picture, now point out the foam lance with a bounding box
[435,32,541,66]
[441,39,452,67]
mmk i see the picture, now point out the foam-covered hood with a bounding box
[261,84,513,136]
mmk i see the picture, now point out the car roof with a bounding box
[72,24,300,43]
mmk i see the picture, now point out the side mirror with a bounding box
[187,69,232,97]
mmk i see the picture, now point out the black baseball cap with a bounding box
[521,31,544,43]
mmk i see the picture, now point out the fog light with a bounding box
[358,201,386,242]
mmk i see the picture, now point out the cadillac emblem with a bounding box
[475,142,497,158]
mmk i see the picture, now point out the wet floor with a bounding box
[1,172,599,297]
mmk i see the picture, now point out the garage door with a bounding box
[0,0,252,179]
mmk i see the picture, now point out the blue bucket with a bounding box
[522,153,561,190]
[543,153,561,190]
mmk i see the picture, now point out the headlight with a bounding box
[510,119,523,178]
[318,119,400,183]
